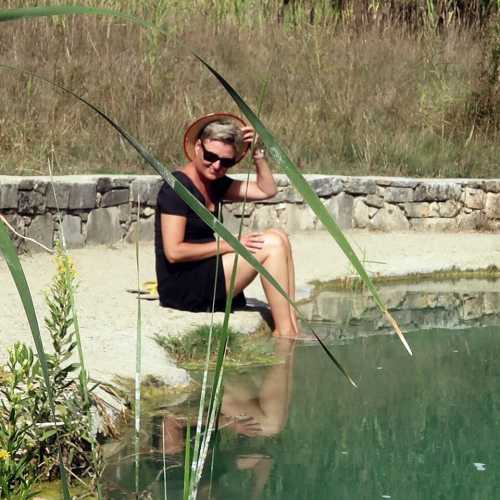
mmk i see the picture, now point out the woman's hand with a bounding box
[241,126,266,161]
[240,232,265,253]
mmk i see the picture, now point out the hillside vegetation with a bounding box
[1,0,499,178]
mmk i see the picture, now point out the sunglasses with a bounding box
[199,142,237,168]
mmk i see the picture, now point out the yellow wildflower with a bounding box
[0,449,10,461]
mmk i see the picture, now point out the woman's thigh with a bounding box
[221,229,286,295]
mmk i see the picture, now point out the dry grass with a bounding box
[0,1,499,177]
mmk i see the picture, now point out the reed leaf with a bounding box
[194,54,412,356]
[0,220,71,500]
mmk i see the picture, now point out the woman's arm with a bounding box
[224,127,278,202]
[162,213,264,263]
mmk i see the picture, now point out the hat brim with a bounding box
[183,112,250,164]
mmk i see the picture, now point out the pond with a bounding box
[101,279,500,499]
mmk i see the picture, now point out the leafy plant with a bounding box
[0,246,103,497]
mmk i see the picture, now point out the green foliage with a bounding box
[0,248,102,498]
[154,324,280,370]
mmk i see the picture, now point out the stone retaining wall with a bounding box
[1,174,499,252]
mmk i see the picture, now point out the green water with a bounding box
[102,286,500,499]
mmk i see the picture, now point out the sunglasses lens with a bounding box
[201,143,236,168]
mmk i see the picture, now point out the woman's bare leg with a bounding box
[266,229,300,333]
[222,229,298,338]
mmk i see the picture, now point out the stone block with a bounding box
[220,206,243,233]
[326,192,354,229]
[19,179,47,194]
[69,182,97,210]
[26,214,54,253]
[310,177,344,197]
[130,178,162,206]
[61,215,85,248]
[226,202,254,216]
[344,178,377,195]
[376,177,418,188]
[364,194,384,209]
[353,198,371,228]
[403,202,431,218]
[484,180,500,193]
[119,203,130,223]
[18,190,46,215]
[438,200,461,218]
[101,189,130,207]
[126,216,155,243]
[96,176,133,193]
[371,203,409,231]
[46,182,71,209]
[410,218,458,232]
[457,211,488,231]
[86,207,123,245]
[251,205,280,230]
[485,193,500,219]
[289,204,316,231]
[464,188,485,210]
[414,182,462,202]
[0,184,18,209]
[383,187,414,203]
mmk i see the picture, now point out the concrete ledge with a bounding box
[1,174,499,252]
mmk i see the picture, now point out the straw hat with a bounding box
[183,112,249,163]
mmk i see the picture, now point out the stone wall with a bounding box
[1,174,499,252]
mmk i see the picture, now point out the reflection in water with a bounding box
[102,281,500,500]
[301,279,500,342]
[102,340,296,499]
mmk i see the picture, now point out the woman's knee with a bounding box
[265,228,291,251]
[262,229,288,253]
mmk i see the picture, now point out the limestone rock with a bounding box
[46,182,71,209]
[101,189,129,207]
[19,179,47,194]
[326,192,354,229]
[403,202,431,218]
[282,204,316,232]
[251,204,281,230]
[126,216,155,243]
[0,183,18,209]
[119,204,130,223]
[18,190,46,215]
[69,182,96,210]
[61,215,85,248]
[414,182,462,202]
[485,193,500,219]
[353,198,371,228]
[310,177,344,197]
[96,176,132,193]
[26,214,53,253]
[344,178,377,195]
[130,177,162,206]
[364,194,384,209]
[87,207,123,245]
[384,187,414,203]
[484,180,500,193]
[438,200,461,218]
[371,203,409,231]
[464,188,485,210]
[457,211,487,231]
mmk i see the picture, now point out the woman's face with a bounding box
[194,139,236,181]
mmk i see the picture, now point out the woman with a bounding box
[154,112,300,339]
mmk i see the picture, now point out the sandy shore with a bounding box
[1,230,499,385]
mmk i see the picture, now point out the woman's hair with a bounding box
[199,119,244,156]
